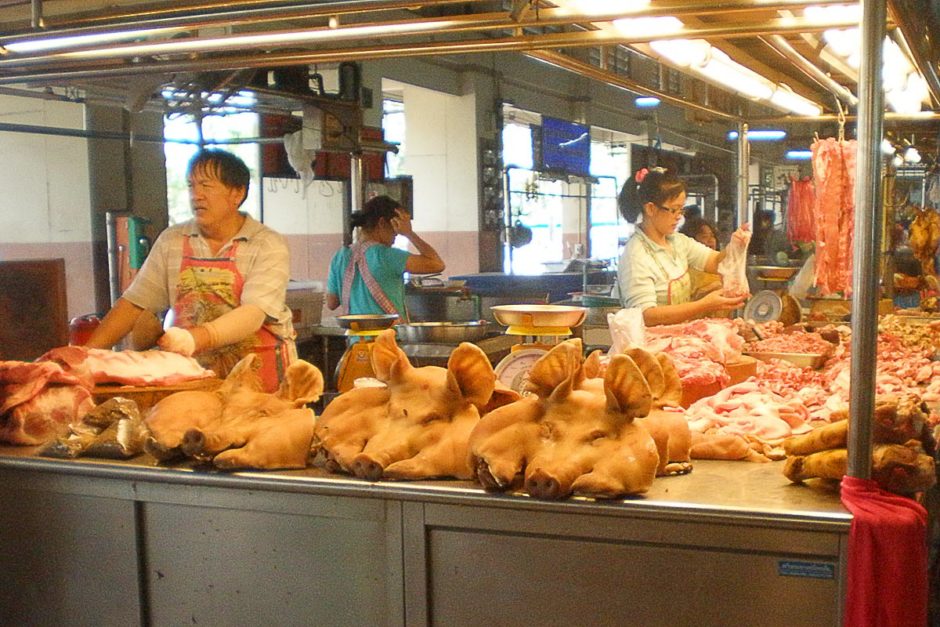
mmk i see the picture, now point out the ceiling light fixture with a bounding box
[785,149,813,160]
[635,96,660,108]
[3,27,184,54]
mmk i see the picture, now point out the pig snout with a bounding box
[180,429,206,457]
[525,468,568,500]
[352,453,385,481]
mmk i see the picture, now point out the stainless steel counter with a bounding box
[0,447,848,626]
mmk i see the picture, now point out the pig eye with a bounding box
[421,413,442,425]
[587,430,608,443]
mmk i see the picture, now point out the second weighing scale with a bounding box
[490,305,587,394]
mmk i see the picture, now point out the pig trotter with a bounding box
[144,436,182,462]
[475,458,505,491]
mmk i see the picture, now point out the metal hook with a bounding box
[835,100,846,142]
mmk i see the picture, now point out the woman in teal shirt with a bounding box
[326,195,445,320]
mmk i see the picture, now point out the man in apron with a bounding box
[86,149,296,392]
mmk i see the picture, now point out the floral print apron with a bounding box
[174,236,292,392]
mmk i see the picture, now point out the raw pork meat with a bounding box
[0,360,94,445]
[41,346,215,386]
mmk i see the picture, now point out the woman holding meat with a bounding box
[617,167,748,325]
[325,195,444,320]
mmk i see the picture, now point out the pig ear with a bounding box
[447,342,496,407]
[624,348,664,399]
[604,354,651,419]
[276,360,324,406]
[655,353,683,407]
[219,353,265,395]
[481,384,522,414]
[582,350,603,379]
[371,329,411,383]
[548,367,582,404]
[525,339,583,398]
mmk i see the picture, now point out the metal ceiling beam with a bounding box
[888,0,940,107]
[760,35,858,107]
[526,49,739,122]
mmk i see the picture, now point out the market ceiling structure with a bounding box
[0,0,937,155]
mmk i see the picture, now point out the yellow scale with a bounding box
[334,315,398,393]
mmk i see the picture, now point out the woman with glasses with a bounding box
[617,167,748,325]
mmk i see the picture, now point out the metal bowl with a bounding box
[490,304,587,328]
[335,314,399,331]
[396,321,490,344]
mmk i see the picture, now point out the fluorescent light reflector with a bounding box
[727,130,787,141]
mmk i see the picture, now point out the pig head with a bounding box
[144,354,324,470]
[312,329,496,481]
[468,339,662,500]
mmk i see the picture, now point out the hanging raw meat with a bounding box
[908,206,940,275]
[811,137,857,295]
[786,174,816,244]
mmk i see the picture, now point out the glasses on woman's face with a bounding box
[656,203,685,217]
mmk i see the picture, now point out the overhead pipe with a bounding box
[0,0,491,48]
[0,14,863,83]
[847,0,887,480]
[748,111,940,124]
[760,34,858,107]
[0,7,865,70]
[0,0,854,36]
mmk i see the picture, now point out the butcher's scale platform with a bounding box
[335,328,384,392]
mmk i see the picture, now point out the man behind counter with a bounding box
[85,149,296,392]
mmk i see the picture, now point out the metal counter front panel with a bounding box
[0,485,141,626]
[142,502,392,626]
[426,527,840,626]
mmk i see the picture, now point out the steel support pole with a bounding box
[847,0,887,479]
[736,123,750,228]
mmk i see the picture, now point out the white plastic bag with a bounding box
[607,307,646,354]
[717,226,752,298]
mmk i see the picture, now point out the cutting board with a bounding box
[0,259,68,361]
[93,378,222,413]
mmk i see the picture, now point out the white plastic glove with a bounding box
[158,327,196,356]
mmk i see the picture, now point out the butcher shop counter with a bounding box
[0,447,850,626]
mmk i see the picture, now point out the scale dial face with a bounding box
[494,348,548,394]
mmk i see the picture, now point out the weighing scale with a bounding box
[743,290,802,326]
[334,314,398,393]
[490,305,587,394]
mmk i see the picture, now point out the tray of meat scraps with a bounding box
[743,351,828,370]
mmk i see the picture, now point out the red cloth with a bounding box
[841,475,928,627]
